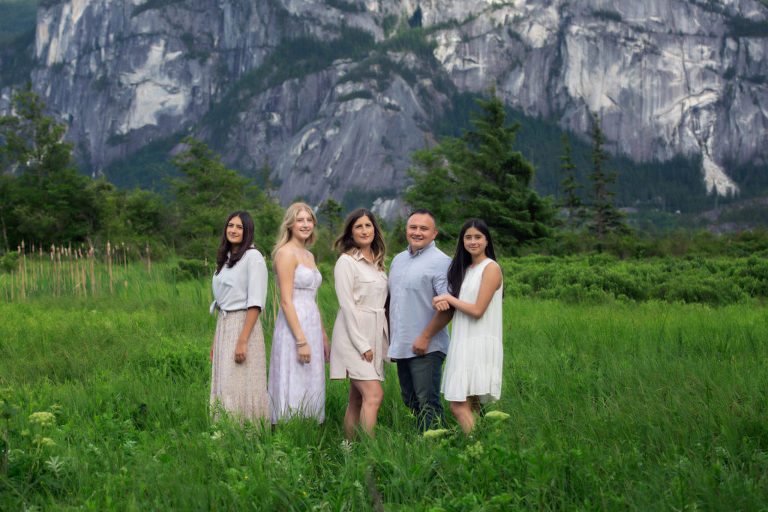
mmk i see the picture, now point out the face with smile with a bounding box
[226,216,244,249]
[463,226,487,258]
[352,215,375,250]
[290,209,315,244]
[406,213,437,252]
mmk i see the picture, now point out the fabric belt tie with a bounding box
[210,301,240,318]
[358,305,389,379]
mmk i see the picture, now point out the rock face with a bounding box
[16,0,768,207]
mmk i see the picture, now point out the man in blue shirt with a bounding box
[387,209,453,432]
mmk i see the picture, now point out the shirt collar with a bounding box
[349,249,370,262]
[407,240,435,257]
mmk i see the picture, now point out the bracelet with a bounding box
[296,342,308,348]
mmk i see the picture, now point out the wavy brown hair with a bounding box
[333,209,386,271]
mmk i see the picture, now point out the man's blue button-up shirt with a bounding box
[387,241,451,359]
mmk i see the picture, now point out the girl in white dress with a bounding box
[433,218,503,433]
[268,203,330,423]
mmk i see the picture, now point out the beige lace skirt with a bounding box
[210,310,269,424]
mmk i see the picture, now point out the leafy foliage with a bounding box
[167,137,282,258]
[0,86,96,248]
[405,89,555,251]
[499,252,768,305]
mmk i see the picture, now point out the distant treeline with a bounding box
[2,84,767,266]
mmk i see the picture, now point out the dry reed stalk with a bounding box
[107,241,113,294]
[80,259,87,298]
[145,241,151,276]
[56,246,62,297]
[89,246,96,295]
[68,244,74,291]
[37,247,43,292]
[18,245,25,301]
[21,241,27,299]
[50,245,55,296]
[122,242,128,289]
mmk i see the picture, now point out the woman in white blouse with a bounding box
[209,211,269,424]
[330,209,389,438]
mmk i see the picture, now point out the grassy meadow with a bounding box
[1,257,768,510]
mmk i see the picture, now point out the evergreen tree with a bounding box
[405,88,555,250]
[586,112,627,241]
[168,137,281,258]
[318,198,344,232]
[557,134,586,232]
[0,85,96,247]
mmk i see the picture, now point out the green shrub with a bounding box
[170,258,211,281]
[0,252,20,273]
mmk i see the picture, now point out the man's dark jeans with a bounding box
[396,352,446,432]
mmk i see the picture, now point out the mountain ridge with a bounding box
[2,0,767,216]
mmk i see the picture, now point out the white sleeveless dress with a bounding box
[441,258,503,403]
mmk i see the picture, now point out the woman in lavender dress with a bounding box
[268,203,330,423]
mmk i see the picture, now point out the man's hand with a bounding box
[412,334,429,356]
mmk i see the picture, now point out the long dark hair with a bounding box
[446,218,496,297]
[333,208,387,271]
[215,210,255,275]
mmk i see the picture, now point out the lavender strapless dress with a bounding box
[268,264,325,423]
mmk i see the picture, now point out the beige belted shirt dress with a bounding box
[330,251,389,381]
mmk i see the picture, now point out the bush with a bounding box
[170,258,212,281]
[497,254,764,305]
[0,251,20,273]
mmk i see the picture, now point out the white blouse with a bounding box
[211,248,268,312]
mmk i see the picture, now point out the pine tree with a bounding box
[586,112,627,241]
[557,134,585,232]
[318,198,344,232]
[405,88,554,250]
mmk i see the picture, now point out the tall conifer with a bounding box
[406,87,554,250]
[558,134,585,232]
[587,112,626,241]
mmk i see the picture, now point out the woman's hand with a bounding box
[323,332,331,363]
[298,343,311,364]
[433,294,453,311]
[361,349,373,362]
[234,337,248,363]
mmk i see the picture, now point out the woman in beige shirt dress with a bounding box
[330,208,389,439]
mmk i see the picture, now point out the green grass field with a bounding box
[1,261,767,510]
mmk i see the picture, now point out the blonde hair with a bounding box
[272,202,318,259]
